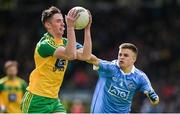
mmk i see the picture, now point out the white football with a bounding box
[71,6,90,30]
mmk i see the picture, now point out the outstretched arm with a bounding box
[76,10,92,61]
[86,54,100,66]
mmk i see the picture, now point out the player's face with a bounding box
[48,13,65,37]
[6,66,18,77]
[118,48,136,69]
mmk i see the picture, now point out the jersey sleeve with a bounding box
[98,60,114,73]
[138,73,154,93]
[0,78,6,92]
[76,42,83,49]
[37,40,57,58]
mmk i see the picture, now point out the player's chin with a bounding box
[61,31,64,36]
[119,64,125,68]
[59,30,64,36]
[120,63,129,68]
[119,61,124,66]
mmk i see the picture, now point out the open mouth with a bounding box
[120,60,124,63]
[60,27,64,31]
[59,27,65,34]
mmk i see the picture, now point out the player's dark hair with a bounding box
[119,43,138,55]
[41,6,61,24]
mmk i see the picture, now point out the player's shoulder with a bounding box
[0,77,8,84]
[111,60,120,67]
[36,33,57,57]
[100,59,117,65]
[133,68,150,84]
[134,67,147,78]
[37,33,56,48]
[99,60,118,71]
[62,37,68,45]
[111,60,118,64]
[16,77,26,83]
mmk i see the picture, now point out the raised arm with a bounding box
[76,11,92,61]
[54,9,79,60]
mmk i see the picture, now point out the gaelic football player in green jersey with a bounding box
[21,6,92,113]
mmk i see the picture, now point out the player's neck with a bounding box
[121,65,133,73]
[48,30,62,39]
[8,76,16,80]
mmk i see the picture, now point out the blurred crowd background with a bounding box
[0,0,180,113]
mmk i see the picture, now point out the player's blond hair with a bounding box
[119,43,138,56]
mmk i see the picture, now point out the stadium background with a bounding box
[0,0,180,112]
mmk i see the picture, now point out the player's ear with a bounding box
[44,21,51,29]
[133,54,137,62]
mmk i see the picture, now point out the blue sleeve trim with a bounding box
[76,42,83,49]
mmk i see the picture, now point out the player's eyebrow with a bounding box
[124,53,129,57]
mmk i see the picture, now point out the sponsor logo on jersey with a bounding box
[53,59,67,72]
[108,85,130,100]
[127,81,136,89]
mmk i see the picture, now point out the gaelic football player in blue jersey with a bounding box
[87,43,159,113]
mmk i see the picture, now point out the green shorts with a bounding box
[21,91,66,113]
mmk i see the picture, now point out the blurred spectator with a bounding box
[0,60,27,113]
[140,98,165,112]
[70,99,86,113]
[73,68,90,89]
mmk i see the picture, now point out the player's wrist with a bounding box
[151,96,159,105]
[84,27,91,31]
[66,25,75,29]
[145,90,159,105]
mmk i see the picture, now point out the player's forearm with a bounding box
[65,26,77,59]
[144,90,159,105]
[76,28,92,61]
[81,28,92,59]
[86,54,99,66]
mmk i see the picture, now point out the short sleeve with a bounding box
[37,40,57,58]
[139,73,154,93]
[0,78,5,92]
[76,42,83,49]
[98,60,114,73]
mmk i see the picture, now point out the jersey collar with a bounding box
[116,60,135,75]
[47,32,54,38]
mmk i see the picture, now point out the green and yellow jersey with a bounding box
[0,76,27,113]
[27,33,82,98]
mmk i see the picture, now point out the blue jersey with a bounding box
[91,60,155,113]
